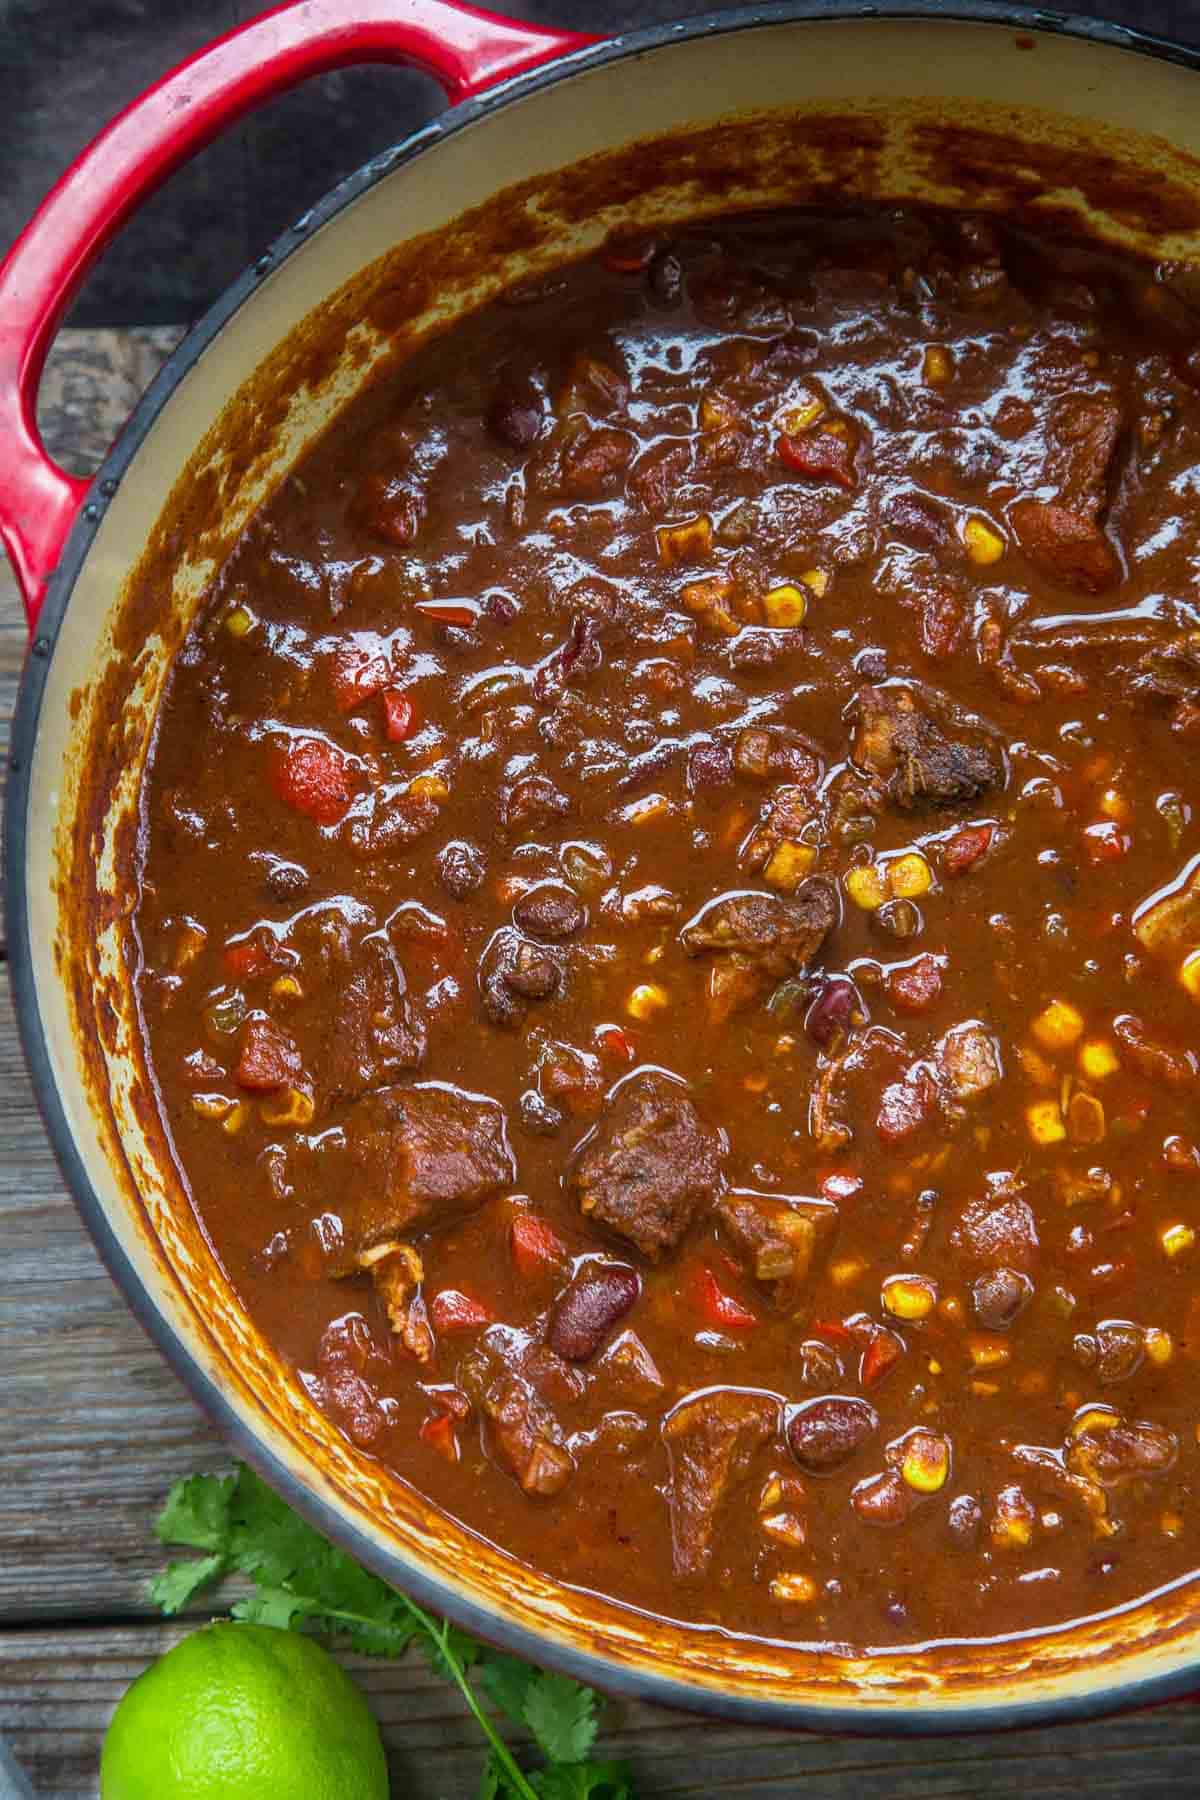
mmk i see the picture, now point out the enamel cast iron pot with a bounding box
[6,0,1200,1732]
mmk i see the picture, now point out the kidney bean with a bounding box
[851,1469,910,1526]
[804,975,862,1047]
[971,1266,1033,1331]
[514,883,587,942]
[547,1262,641,1362]
[487,381,545,450]
[787,1395,879,1474]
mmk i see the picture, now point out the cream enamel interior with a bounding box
[20,13,1200,1717]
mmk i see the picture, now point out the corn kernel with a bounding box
[627,983,669,1021]
[1079,1038,1120,1080]
[887,852,933,899]
[971,1380,1001,1397]
[1031,999,1085,1053]
[769,1572,819,1605]
[224,603,254,638]
[1161,1221,1195,1258]
[270,974,303,1003]
[221,1101,249,1135]
[763,583,808,628]
[681,576,740,636]
[901,1430,951,1494]
[1180,949,1200,1001]
[845,865,887,911]
[927,1357,943,1375]
[760,1510,808,1549]
[408,773,449,803]
[656,513,713,567]
[1163,1511,1185,1538]
[963,516,1006,565]
[259,1086,314,1129]
[799,567,830,597]
[1017,1042,1058,1087]
[1144,1327,1174,1366]
[991,1509,1034,1551]
[1097,787,1131,824]
[882,1273,938,1321]
[621,792,670,827]
[1027,1099,1067,1146]
[778,393,825,434]
[1067,1090,1106,1146]
[829,1256,868,1288]
[764,841,817,891]
[192,1092,234,1122]
[968,1334,1011,1370]
[923,345,954,384]
[1071,1405,1119,1439]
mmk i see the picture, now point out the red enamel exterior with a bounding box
[0,0,594,631]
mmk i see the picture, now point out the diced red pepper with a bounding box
[886,953,944,1016]
[381,688,418,743]
[270,737,354,826]
[861,1328,905,1387]
[694,1266,758,1330]
[1082,821,1131,864]
[941,824,993,879]
[510,1212,567,1279]
[810,1316,853,1344]
[330,639,391,713]
[418,1413,460,1463]
[430,1288,494,1333]
[595,1023,637,1064]
[414,599,480,629]
[776,427,857,490]
[223,937,269,980]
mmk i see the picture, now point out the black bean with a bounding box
[971,1266,1033,1331]
[514,883,587,942]
[264,859,310,902]
[487,382,544,450]
[438,839,486,900]
[547,1262,641,1361]
[787,1395,878,1474]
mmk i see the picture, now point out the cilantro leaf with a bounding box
[154,1472,235,1553]
[530,1762,636,1799]
[522,1673,599,1766]
[479,1654,539,1727]
[147,1553,227,1616]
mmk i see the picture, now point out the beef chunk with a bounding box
[479,927,564,1027]
[680,879,839,980]
[482,1372,574,1496]
[326,934,426,1099]
[357,1240,434,1362]
[437,838,487,900]
[937,1021,1003,1105]
[235,1017,303,1092]
[1010,498,1122,594]
[1048,394,1121,517]
[953,1188,1039,1274]
[662,1389,777,1579]
[339,1083,513,1253]
[1131,631,1200,711]
[572,1072,725,1261]
[971,1267,1033,1330]
[852,687,1001,809]
[1067,1416,1177,1488]
[715,1190,837,1307]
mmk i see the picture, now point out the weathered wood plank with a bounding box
[3,1622,1200,1800]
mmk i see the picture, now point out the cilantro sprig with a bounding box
[149,1464,634,1799]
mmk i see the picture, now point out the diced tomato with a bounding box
[381,688,418,742]
[776,427,857,490]
[820,1173,863,1206]
[694,1265,758,1330]
[270,737,354,826]
[223,937,269,980]
[861,1328,905,1387]
[886,953,945,1016]
[941,824,993,879]
[414,599,480,629]
[594,1023,637,1064]
[330,639,391,713]
[418,1413,460,1463]
[430,1288,494,1333]
[1082,821,1131,863]
[510,1212,567,1279]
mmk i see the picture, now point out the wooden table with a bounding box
[3,336,1200,1799]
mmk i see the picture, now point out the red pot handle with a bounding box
[0,0,595,633]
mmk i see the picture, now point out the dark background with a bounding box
[4,0,1200,326]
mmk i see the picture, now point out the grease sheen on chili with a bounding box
[135,206,1200,1651]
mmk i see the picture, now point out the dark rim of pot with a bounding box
[8,0,1200,1736]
